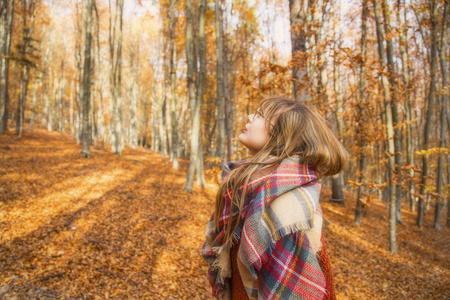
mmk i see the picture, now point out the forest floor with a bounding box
[0,128,449,300]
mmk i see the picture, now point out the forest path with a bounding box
[1,128,449,299]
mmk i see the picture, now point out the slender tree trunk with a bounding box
[169,0,179,169]
[0,0,14,133]
[29,70,40,130]
[81,0,93,158]
[289,0,308,102]
[355,0,369,225]
[397,0,415,212]
[331,49,345,207]
[418,0,438,228]
[434,0,448,230]
[48,70,54,131]
[116,0,124,155]
[151,85,159,152]
[381,0,403,225]
[160,93,168,157]
[69,75,75,136]
[128,40,139,149]
[220,1,232,162]
[214,0,226,168]
[16,5,32,139]
[108,0,124,155]
[196,0,206,187]
[59,60,67,135]
[185,0,197,191]
[185,0,206,192]
[373,0,397,253]
[16,63,30,137]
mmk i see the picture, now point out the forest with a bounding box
[0,0,449,299]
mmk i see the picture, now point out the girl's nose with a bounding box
[248,114,254,123]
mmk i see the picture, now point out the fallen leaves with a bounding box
[0,128,449,299]
[0,129,211,299]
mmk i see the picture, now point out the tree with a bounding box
[184,0,206,193]
[434,0,448,230]
[0,0,15,133]
[81,0,93,158]
[214,0,226,167]
[289,0,308,102]
[373,0,397,253]
[381,0,403,225]
[355,0,369,225]
[397,0,415,212]
[417,0,438,228]
[169,0,179,169]
[15,0,37,138]
[109,0,124,156]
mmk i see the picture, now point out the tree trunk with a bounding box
[81,0,93,158]
[59,60,67,135]
[151,85,159,152]
[418,0,438,228]
[289,0,308,102]
[29,70,40,130]
[373,0,397,253]
[381,0,403,225]
[220,1,232,162]
[214,0,226,168]
[69,75,75,136]
[186,0,206,191]
[169,0,179,169]
[331,47,345,208]
[0,0,14,133]
[160,94,168,157]
[196,0,206,187]
[185,0,198,192]
[355,0,368,226]
[397,0,415,212]
[108,0,124,155]
[434,0,448,230]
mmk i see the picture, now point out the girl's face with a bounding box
[238,108,273,155]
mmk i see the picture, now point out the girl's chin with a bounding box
[237,134,247,145]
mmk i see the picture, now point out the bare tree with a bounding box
[355,0,369,225]
[185,0,206,192]
[169,0,179,169]
[417,0,438,228]
[0,0,15,133]
[434,0,448,230]
[81,0,93,158]
[214,0,226,167]
[373,0,397,253]
[289,0,308,102]
[108,0,124,155]
[15,0,37,137]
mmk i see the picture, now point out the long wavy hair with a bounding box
[214,96,349,243]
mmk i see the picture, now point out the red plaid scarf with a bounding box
[202,155,321,298]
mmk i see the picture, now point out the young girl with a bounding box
[202,96,348,300]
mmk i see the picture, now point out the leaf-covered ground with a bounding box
[0,129,449,299]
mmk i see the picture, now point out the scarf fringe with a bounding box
[211,244,232,280]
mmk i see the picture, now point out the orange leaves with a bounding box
[0,129,210,299]
[320,186,450,300]
[347,180,364,188]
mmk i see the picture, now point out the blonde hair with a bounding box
[214,96,348,243]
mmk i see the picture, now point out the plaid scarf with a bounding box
[201,155,321,299]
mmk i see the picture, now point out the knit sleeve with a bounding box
[256,232,329,300]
